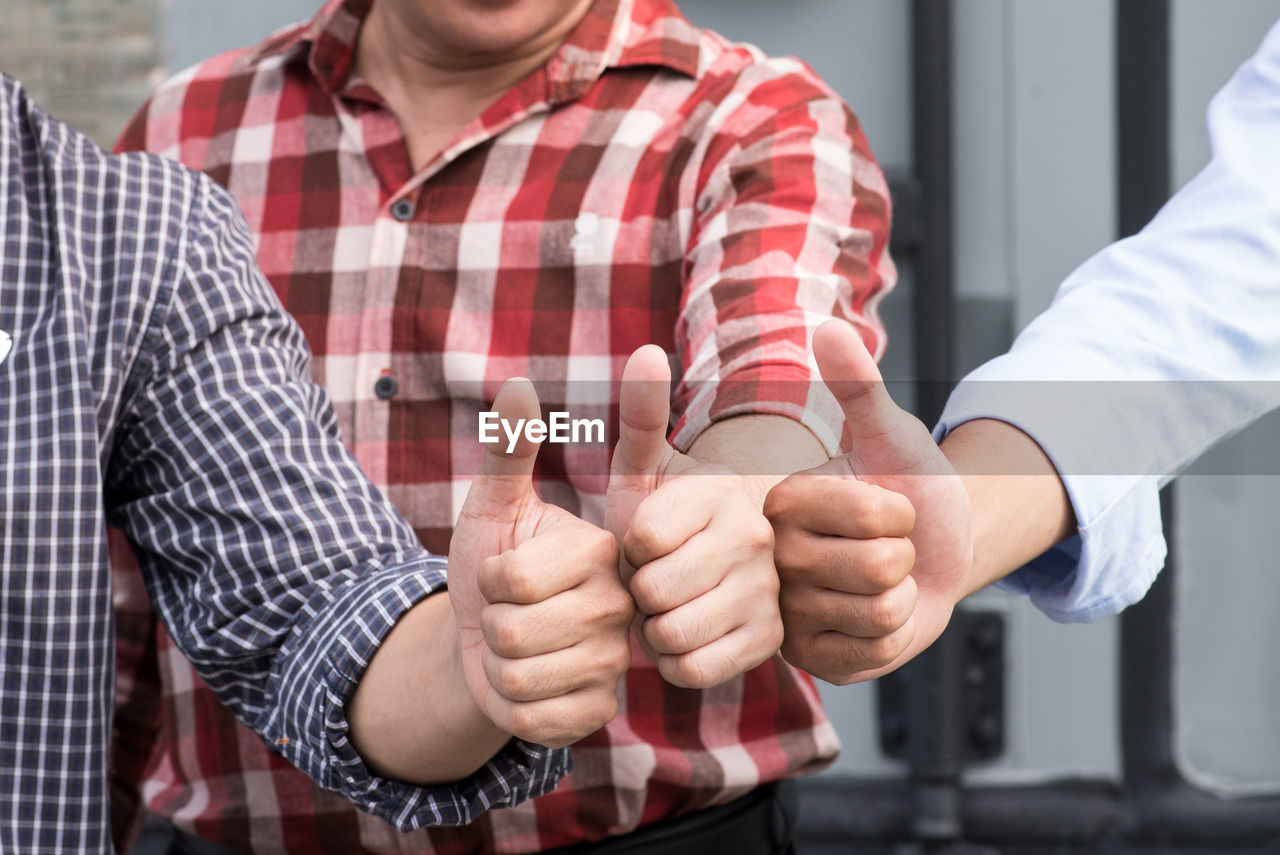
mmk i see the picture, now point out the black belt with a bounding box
[150,781,797,855]
[548,782,797,855]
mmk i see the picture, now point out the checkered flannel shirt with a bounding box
[113,0,897,851]
[0,72,562,855]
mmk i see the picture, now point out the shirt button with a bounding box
[374,374,399,400]
[390,198,415,221]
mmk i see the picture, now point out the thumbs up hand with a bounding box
[450,378,634,747]
[604,346,782,689]
[763,320,973,685]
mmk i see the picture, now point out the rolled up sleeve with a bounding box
[671,54,895,457]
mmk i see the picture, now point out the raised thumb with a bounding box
[814,319,931,476]
[468,377,543,512]
[612,345,673,477]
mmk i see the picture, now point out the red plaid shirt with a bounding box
[113,0,895,851]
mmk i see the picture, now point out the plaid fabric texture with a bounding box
[0,72,561,854]
[114,0,897,851]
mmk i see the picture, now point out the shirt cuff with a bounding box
[670,363,847,458]
[935,374,1167,623]
[262,554,570,830]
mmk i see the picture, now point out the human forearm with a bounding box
[347,591,511,785]
[939,418,1076,596]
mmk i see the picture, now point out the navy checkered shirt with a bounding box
[0,74,565,853]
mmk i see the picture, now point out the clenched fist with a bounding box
[450,378,634,747]
[765,320,972,685]
[604,346,783,689]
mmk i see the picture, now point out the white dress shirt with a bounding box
[936,20,1280,621]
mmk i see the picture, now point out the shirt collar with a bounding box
[249,0,702,99]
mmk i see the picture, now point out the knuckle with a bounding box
[862,633,905,669]
[645,612,691,654]
[761,613,785,653]
[600,694,621,728]
[629,505,664,548]
[628,567,670,615]
[744,515,776,552]
[667,655,708,689]
[762,480,794,524]
[753,561,781,597]
[493,658,535,701]
[600,693,621,725]
[668,647,733,689]
[483,608,525,657]
[504,704,542,742]
[490,657,520,697]
[582,526,620,567]
[624,516,663,561]
[862,541,909,590]
[773,544,808,580]
[600,580,637,624]
[600,636,632,677]
[866,592,908,636]
[503,560,541,603]
[475,555,505,602]
[585,690,620,730]
[750,583,782,621]
[734,616,783,671]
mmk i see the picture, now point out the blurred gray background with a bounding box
[4,0,1278,817]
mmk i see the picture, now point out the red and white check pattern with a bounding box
[114,0,896,851]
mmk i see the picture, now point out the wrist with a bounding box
[348,592,510,784]
[941,418,1076,594]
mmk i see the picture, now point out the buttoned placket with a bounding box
[342,70,570,477]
